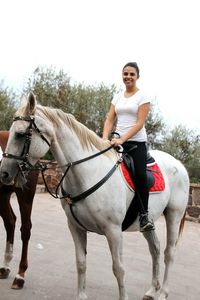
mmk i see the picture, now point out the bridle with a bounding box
[3,115,50,173]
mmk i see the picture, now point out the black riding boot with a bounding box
[139,213,155,232]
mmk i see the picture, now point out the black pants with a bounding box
[123,141,149,214]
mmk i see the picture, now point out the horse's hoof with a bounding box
[143,296,154,300]
[0,267,10,279]
[11,276,25,289]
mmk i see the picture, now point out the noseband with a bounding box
[3,115,50,172]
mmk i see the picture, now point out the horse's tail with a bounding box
[176,209,186,245]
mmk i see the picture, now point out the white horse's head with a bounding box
[0,93,52,186]
[0,92,112,187]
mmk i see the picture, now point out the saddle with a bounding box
[121,152,164,231]
[122,152,155,189]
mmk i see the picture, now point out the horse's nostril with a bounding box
[0,171,13,185]
[2,171,9,179]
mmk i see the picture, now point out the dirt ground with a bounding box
[0,192,200,300]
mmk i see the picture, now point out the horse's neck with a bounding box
[52,127,94,168]
[51,127,114,194]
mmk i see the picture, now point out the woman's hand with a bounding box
[110,138,124,146]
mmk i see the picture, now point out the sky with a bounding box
[0,0,200,133]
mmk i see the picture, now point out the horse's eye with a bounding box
[15,132,26,139]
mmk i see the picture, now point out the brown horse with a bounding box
[0,131,39,289]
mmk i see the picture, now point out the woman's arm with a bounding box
[102,104,116,140]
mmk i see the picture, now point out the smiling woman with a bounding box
[103,62,154,232]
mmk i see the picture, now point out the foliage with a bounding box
[146,101,166,149]
[0,82,16,130]
[23,66,116,136]
[23,66,72,110]
[188,170,200,183]
[158,124,200,168]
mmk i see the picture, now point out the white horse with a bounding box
[0,93,189,300]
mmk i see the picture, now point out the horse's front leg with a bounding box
[142,230,161,300]
[106,226,128,300]
[68,220,88,300]
[11,189,34,289]
[11,240,29,289]
[0,189,16,279]
[0,241,14,279]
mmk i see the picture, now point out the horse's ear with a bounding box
[26,92,37,115]
[20,94,27,106]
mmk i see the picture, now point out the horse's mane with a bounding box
[35,105,110,152]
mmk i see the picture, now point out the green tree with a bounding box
[23,66,116,135]
[146,101,166,149]
[0,82,16,130]
[23,66,72,110]
[70,83,116,135]
[158,124,200,167]
[24,66,167,138]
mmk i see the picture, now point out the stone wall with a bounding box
[37,160,63,193]
[36,161,200,223]
[186,184,200,223]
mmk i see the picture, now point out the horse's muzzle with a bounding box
[0,171,15,185]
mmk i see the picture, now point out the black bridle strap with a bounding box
[41,144,137,202]
[32,121,51,147]
[14,115,51,147]
[40,144,115,199]
[66,144,114,166]
[3,152,26,160]
[65,145,137,204]
[62,154,125,232]
[63,156,124,204]
[3,117,34,161]
[3,115,50,169]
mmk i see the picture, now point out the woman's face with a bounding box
[122,66,139,88]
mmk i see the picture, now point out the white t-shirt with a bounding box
[111,90,150,142]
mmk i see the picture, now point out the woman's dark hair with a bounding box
[123,62,140,76]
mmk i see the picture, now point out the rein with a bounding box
[41,143,115,200]
[3,115,136,231]
[42,135,134,204]
[3,115,131,204]
[58,151,126,203]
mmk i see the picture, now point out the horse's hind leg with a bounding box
[158,209,185,300]
[106,226,128,300]
[0,187,16,279]
[142,230,161,300]
[68,221,88,300]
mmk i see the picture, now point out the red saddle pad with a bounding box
[121,161,165,193]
